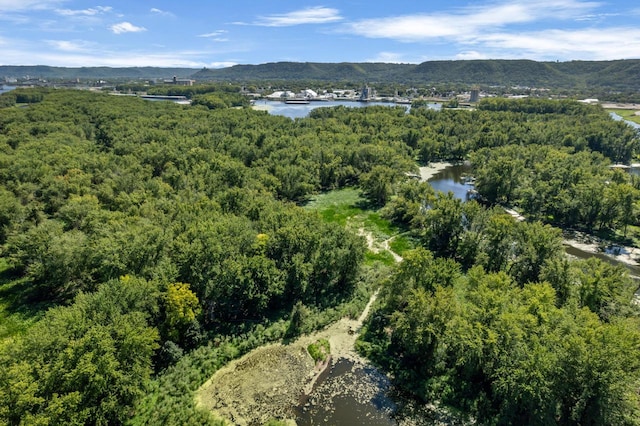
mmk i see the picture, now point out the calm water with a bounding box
[0,85,16,95]
[295,359,396,426]
[609,112,640,130]
[260,100,441,119]
[428,164,640,277]
[427,163,473,200]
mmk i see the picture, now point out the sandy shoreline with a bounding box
[601,103,640,110]
[251,104,273,112]
[418,162,453,181]
[562,230,640,268]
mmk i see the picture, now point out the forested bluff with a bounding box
[2,59,640,91]
[1,87,640,425]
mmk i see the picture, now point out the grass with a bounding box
[363,212,400,240]
[307,338,331,363]
[0,258,51,341]
[389,235,416,256]
[364,250,396,267]
[303,188,364,226]
[606,108,640,125]
[304,187,405,263]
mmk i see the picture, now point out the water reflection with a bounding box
[260,100,441,119]
[295,359,396,426]
[427,163,473,200]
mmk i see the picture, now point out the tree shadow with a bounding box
[0,266,54,318]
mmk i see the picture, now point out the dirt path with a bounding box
[196,230,401,425]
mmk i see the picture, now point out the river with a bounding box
[0,85,16,95]
[610,112,640,130]
[256,99,441,119]
[428,163,640,276]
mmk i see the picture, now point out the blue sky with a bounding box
[0,0,639,67]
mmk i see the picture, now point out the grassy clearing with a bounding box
[607,108,640,125]
[389,235,416,256]
[305,188,404,261]
[304,188,364,226]
[364,251,396,267]
[0,259,50,341]
[305,188,403,238]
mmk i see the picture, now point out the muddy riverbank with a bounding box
[562,229,640,268]
[195,286,384,425]
[195,225,397,425]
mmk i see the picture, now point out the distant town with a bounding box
[0,74,556,107]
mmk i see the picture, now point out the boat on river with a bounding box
[284,98,311,104]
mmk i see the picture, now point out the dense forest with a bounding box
[3,59,640,90]
[1,88,640,424]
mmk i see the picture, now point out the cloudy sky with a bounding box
[0,0,638,67]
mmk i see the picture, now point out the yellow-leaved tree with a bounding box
[164,282,201,340]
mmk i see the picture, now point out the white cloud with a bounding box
[365,52,412,63]
[199,30,227,37]
[455,50,490,60]
[339,0,639,60]
[150,8,173,17]
[110,21,146,34]
[476,27,640,60]
[56,6,112,16]
[344,0,601,42]
[0,32,241,67]
[208,61,237,68]
[0,45,225,67]
[45,39,93,51]
[0,12,30,24]
[0,0,65,12]
[198,30,228,41]
[253,6,342,27]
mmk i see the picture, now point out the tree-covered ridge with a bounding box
[192,59,640,89]
[3,59,640,90]
[0,66,198,79]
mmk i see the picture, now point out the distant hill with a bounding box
[192,62,408,83]
[0,66,198,80]
[407,60,572,87]
[194,59,640,90]
[1,60,639,90]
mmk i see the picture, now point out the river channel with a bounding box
[429,164,640,277]
[257,99,441,119]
